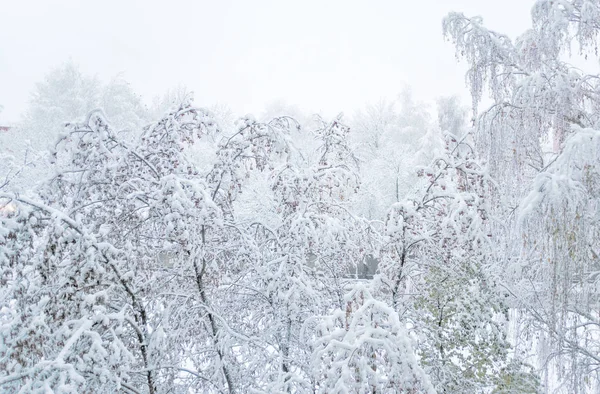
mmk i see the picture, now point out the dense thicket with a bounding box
[1,1,600,393]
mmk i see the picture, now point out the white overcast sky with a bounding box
[0,0,534,123]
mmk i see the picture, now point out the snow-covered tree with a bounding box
[351,91,440,221]
[7,62,149,195]
[436,96,469,140]
[445,1,600,391]
[312,284,435,393]
[0,100,258,392]
[238,115,370,392]
[377,134,515,393]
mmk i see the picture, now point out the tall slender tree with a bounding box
[444,1,600,391]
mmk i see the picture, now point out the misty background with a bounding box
[0,0,533,124]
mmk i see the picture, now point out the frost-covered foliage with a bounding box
[375,134,518,393]
[350,92,444,220]
[446,1,600,392]
[313,285,434,393]
[234,115,371,392]
[1,102,225,393]
[0,88,532,392]
[0,96,396,392]
[1,99,297,393]
[6,3,600,390]
[2,62,150,195]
